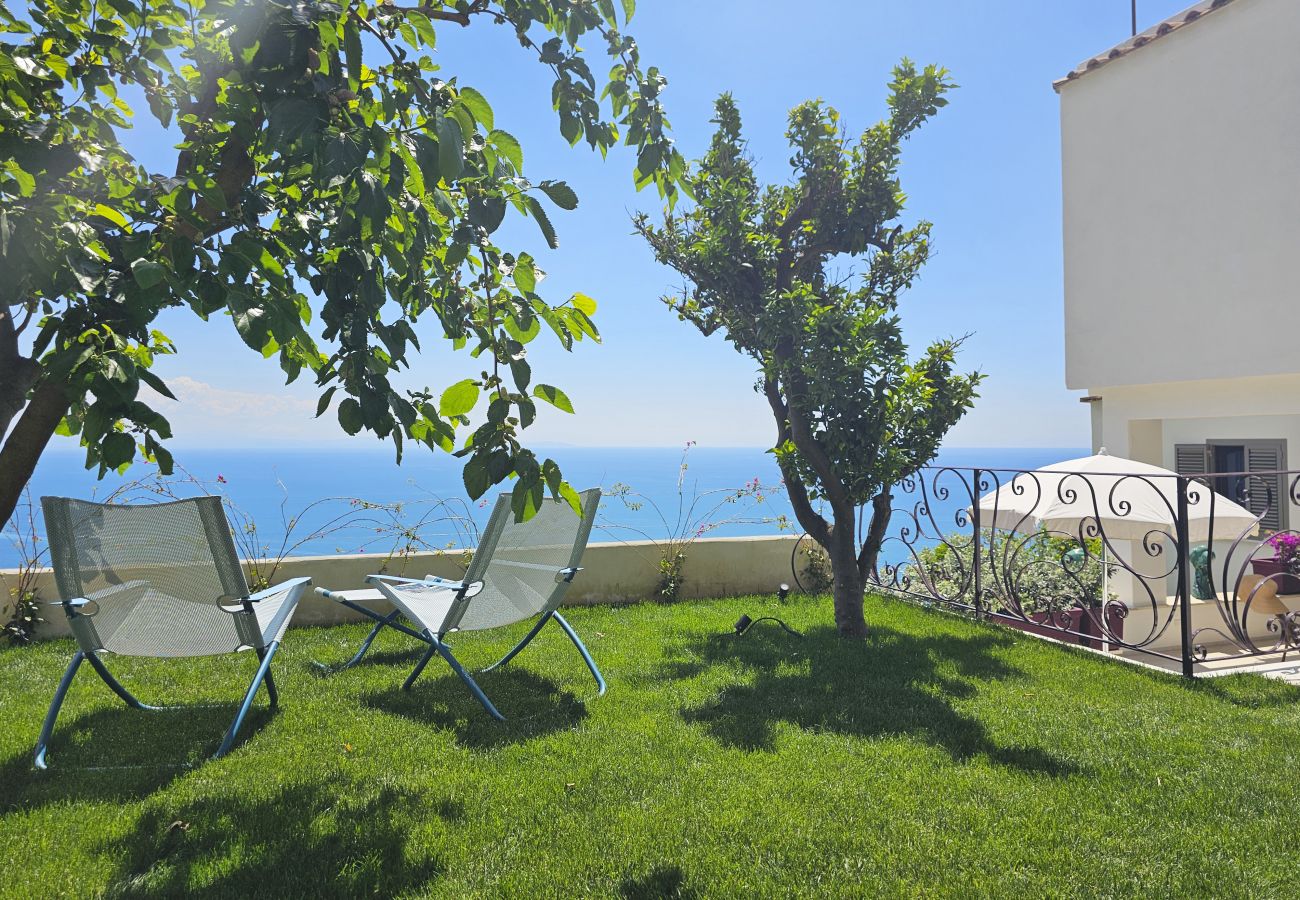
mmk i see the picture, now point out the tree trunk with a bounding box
[827,503,869,639]
[0,380,70,529]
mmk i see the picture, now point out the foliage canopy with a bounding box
[0,0,684,524]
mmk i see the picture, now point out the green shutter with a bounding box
[1244,440,1287,532]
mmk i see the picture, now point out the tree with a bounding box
[635,62,982,638]
[0,0,685,529]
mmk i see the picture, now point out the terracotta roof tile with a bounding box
[1054,0,1239,92]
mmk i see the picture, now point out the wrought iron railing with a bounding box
[857,465,1300,677]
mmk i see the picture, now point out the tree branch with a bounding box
[857,490,892,582]
[763,375,829,546]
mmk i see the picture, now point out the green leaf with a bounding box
[489,130,523,172]
[511,475,544,521]
[101,432,136,469]
[316,386,337,418]
[439,379,479,417]
[267,98,321,144]
[526,197,558,249]
[558,481,583,516]
[344,21,362,91]
[3,161,34,196]
[542,457,563,493]
[571,292,597,316]
[510,358,531,392]
[338,397,364,435]
[130,259,166,289]
[436,116,464,182]
[324,131,366,178]
[137,368,177,400]
[91,203,128,228]
[513,256,537,294]
[463,456,490,500]
[456,86,493,131]
[539,180,578,210]
[621,0,635,23]
[408,11,437,47]
[533,384,574,414]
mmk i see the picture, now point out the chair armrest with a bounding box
[246,576,312,603]
[45,580,150,608]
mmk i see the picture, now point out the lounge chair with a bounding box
[35,496,311,768]
[315,488,603,719]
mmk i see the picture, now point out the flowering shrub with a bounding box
[1,491,45,645]
[602,443,783,603]
[1267,532,1300,573]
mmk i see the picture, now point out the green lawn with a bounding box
[2,593,1299,898]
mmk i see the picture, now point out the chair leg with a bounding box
[481,611,554,673]
[34,652,84,770]
[552,612,607,696]
[214,641,281,759]
[316,602,430,671]
[257,648,279,708]
[343,610,402,668]
[436,641,506,721]
[85,652,158,710]
[403,638,440,691]
[403,633,505,721]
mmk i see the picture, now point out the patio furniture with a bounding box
[314,488,603,720]
[34,496,311,769]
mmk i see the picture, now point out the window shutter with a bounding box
[1174,444,1209,482]
[1245,441,1287,532]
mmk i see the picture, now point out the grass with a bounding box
[2,592,1300,898]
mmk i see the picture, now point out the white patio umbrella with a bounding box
[973,450,1259,544]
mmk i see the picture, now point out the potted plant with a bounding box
[1251,533,1300,595]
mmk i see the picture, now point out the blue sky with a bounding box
[105,0,1196,450]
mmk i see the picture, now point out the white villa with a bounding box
[1057,0,1300,532]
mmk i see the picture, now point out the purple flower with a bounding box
[1268,532,1300,565]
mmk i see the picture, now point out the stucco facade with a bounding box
[1058,0,1300,486]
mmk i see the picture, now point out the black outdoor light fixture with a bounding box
[728,581,803,637]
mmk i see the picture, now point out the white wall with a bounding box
[1091,375,1300,463]
[1060,0,1300,391]
[5,535,817,641]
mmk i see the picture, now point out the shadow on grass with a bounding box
[0,705,274,814]
[620,864,696,900]
[102,781,450,897]
[304,644,428,678]
[361,667,588,750]
[670,624,1079,776]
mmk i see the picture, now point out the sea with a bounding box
[2,446,1087,569]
